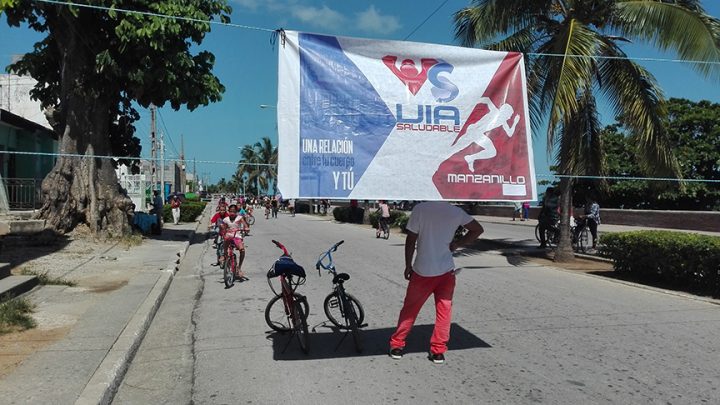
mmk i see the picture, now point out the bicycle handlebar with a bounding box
[316,240,344,275]
[271,239,290,256]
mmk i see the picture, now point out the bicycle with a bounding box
[221,230,244,288]
[315,240,366,352]
[376,217,390,239]
[264,240,310,354]
[535,221,560,247]
[246,213,255,226]
[572,216,591,253]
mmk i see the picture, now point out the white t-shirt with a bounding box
[406,201,474,277]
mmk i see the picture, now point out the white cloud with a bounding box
[231,0,262,11]
[292,5,346,30]
[356,5,401,35]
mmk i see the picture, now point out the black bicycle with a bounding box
[315,240,366,352]
[264,240,310,353]
[572,216,591,253]
[535,221,560,247]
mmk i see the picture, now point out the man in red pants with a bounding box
[389,201,483,364]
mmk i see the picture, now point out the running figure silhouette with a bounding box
[449,97,520,171]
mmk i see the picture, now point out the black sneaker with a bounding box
[389,348,403,360]
[429,352,445,364]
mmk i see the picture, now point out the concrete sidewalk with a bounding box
[0,211,207,405]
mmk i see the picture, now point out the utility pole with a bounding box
[150,105,157,191]
[180,134,186,193]
[160,131,165,202]
[193,158,197,193]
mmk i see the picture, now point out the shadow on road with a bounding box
[267,322,491,360]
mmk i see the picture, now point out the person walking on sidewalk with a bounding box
[170,195,182,225]
[389,201,484,364]
[512,201,521,221]
[522,201,530,221]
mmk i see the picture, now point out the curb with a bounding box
[75,242,189,405]
[75,212,207,405]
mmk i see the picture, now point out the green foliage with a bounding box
[163,201,207,222]
[236,137,278,196]
[600,231,720,296]
[332,206,364,224]
[0,294,36,334]
[602,99,720,210]
[393,212,409,231]
[2,0,231,169]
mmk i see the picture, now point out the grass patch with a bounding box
[19,269,76,287]
[0,294,36,334]
[120,233,143,248]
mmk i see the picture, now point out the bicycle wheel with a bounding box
[323,292,365,330]
[247,215,255,225]
[578,226,590,253]
[224,251,235,288]
[265,294,310,332]
[292,304,310,354]
[535,224,542,243]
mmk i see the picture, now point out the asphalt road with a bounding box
[115,212,720,404]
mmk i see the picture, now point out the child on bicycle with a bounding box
[219,204,248,279]
[376,200,390,237]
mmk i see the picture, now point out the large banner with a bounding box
[277,31,536,201]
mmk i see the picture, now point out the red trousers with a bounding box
[389,271,456,355]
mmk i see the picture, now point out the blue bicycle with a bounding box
[316,240,366,352]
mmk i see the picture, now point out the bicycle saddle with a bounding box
[333,273,350,283]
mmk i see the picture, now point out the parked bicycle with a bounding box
[264,240,310,354]
[572,216,591,253]
[315,240,366,352]
[535,221,560,247]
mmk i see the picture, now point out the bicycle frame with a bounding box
[267,240,309,353]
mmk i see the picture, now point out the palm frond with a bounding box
[541,20,602,148]
[555,89,605,182]
[611,0,720,80]
[453,0,555,47]
[483,25,541,52]
[596,40,680,177]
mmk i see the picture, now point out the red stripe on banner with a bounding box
[433,53,531,200]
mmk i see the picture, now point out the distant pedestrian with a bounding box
[389,201,484,364]
[151,190,164,231]
[522,201,530,220]
[271,198,279,218]
[512,201,521,221]
[288,199,295,217]
[171,195,181,225]
[582,195,601,250]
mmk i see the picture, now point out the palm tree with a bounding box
[236,137,278,196]
[454,0,720,261]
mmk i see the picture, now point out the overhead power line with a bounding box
[1,150,718,184]
[31,0,720,66]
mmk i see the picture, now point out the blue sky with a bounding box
[1,0,719,186]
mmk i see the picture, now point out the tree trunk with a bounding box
[554,177,575,262]
[34,17,132,237]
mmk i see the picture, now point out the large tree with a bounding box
[454,0,720,261]
[1,0,231,236]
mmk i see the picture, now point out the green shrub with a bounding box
[393,212,409,231]
[600,231,720,297]
[332,206,364,223]
[333,206,351,222]
[163,201,207,223]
